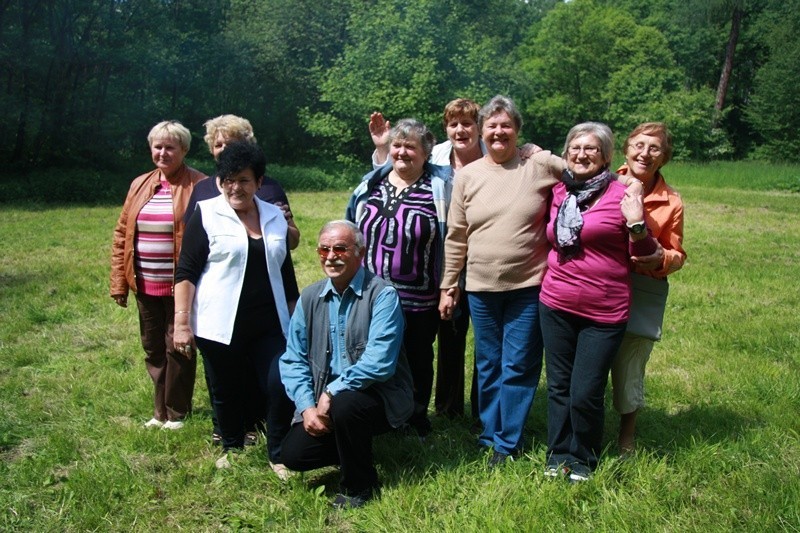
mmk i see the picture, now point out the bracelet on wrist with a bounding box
[175,310,190,315]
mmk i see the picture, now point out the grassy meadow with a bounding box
[0,161,799,531]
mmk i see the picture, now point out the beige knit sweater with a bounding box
[441,151,565,292]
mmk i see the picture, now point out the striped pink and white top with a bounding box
[134,179,175,296]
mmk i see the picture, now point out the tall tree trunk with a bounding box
[714,5,743,125]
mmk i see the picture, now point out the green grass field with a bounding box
[1,163,798,531]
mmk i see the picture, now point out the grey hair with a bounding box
[478,95,523,132]
[389,118,436,158]
[320,220,365,251]
[562,122,614,165]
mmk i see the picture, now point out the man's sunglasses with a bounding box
[316,244,352,259]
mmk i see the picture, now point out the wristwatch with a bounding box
[323,389,334,401]
[626,221,646,235]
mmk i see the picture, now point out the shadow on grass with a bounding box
[634,403,758,454]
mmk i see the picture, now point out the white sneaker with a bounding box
[144,418,164,428]
[569,471,591,483]
[162,420,184,430]
[216,453,236,469]
[270,462,293,481]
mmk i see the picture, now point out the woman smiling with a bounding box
[346,119,451,437]
[440,95,566,468]
[173,141,299,473]
[539,122,658,482]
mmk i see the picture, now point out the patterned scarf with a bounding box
[554,168,613,261]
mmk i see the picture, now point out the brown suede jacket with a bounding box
[110,164,206,298]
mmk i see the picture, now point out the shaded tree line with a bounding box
[1,0,798,171]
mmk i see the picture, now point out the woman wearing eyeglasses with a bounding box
[611,122,686,453]
[173,141,299,473]
[345,118,451,437]
[539,122,658,482]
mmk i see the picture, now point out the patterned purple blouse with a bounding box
[358,174,440,312]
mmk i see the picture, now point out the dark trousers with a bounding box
[203,357,267,436]
[280,388,392,496]
[196,332,293,461]
[540,303,626,474]
[403,308,440,417]
[135,293,196,421]
[435,296,478,418]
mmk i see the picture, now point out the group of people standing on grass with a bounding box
[109,94,685,509]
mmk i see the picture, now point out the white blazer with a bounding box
[192,195,291,345]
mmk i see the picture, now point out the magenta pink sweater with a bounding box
[540,180,657,324]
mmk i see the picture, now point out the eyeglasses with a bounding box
[316,244,352,259]
[631,142,663,156]
[221,177,255,187]
[567,145,600,156]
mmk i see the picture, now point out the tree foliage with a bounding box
[0,0,796,170]
[745,0,800,159]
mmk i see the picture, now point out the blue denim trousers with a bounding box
[468,287,543,455]
[539,303,627,475]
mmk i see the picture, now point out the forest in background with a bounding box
[1,0,798,171]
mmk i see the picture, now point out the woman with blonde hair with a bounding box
[110,120,205,429]
[184,114,299,249]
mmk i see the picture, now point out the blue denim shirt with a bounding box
[280,268,405,414]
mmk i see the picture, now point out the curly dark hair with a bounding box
[215,140,266,182]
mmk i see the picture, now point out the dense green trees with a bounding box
[0,0,797,169]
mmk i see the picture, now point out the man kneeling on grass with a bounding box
[279,220,414,509]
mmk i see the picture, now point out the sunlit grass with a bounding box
[0,165,798,530]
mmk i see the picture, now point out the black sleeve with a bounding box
[280,248,300,303]
[257,177,290,207]
[175,208,209,285]
[183,185,201,225]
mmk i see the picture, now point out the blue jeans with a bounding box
[539,303,626,474]
[468,287,543,455]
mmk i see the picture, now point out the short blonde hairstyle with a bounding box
[203,114,257,154]
[147,121,191,151]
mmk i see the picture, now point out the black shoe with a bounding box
[488,451,513,469]
[409,413,433,438]
[332,488,376,510]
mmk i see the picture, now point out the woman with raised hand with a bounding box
[346,118,451,437]
[370,99,484,420]
[110,120,205,430]
[611,122,686,453]
[539,122,657,482]
[173,141,299,475]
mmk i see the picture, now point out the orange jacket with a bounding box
[617,165,686,279]
[110,164,205,297]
